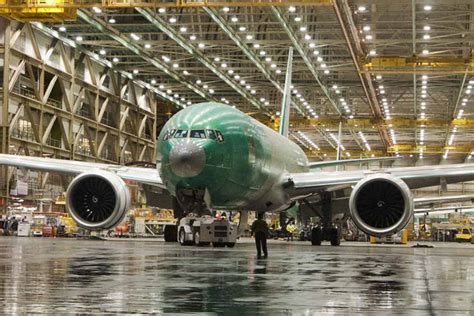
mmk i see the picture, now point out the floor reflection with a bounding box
[0,238,473,313]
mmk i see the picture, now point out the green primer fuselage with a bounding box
[157,102,309,211]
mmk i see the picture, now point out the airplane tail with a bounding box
[278,47,293,138]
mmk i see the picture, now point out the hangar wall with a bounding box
[0,18,161,213]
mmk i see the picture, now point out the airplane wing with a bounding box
[288,163,474,196]
[0,154,165,188]
[308,156,401,170]
[414,195,474,206]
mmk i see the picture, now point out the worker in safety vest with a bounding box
[286,219,296,241]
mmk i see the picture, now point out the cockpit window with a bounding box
[174,129,189,138]
[190,129,207,139]
[215,130,225,142]
[163,128,176,141]
[206,129,217,140]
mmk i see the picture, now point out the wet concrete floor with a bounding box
[0,237,473,314]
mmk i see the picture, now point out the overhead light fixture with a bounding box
[172,63,179,68]
[316,56,323,62]
[239,26,246,31]
[130,33,140,41]
[231,16,238,22]
[309,43,316,48]
[358,6,366,12]
[92,7,102,13]
[162,55,170,62]
[259,51,266,56]
[304,34,311,40]
[198,43,205,48]
[179,27,187,33]
[422,49,429,55]
[222,6,230,12]
[363,25,371,32]
[227,69,234,74]
[424,5,432,11]
[289,6,296,12]
[221,63,227,68]
[151,79,157,85]
[313,50,320,55]
[144,43,151,49]
[108,18,116,24]
[276,69,282,74]
[246,34,253,40]
[265,57,272,62]
[376,75,382,80]
[423,25,431,31]
[169,17,177,23]
[133,69,139,74]
[234,75,240,79]
[423,34,430,40]
[253,43,260,48]
[365,34,373,40]
[112,57,119,63]
[369,50,376,56]
[294,17,302,22]
[59,26,66,32]
[422,75,428,80]
[76,36,83,42]
[300,26,307,32]
[190,35,196,40]
[99,49,106,55]
[158,7,166,13]
[183,70,190,75]
[324,70,330,74]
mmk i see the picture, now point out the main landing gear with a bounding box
[310,191,342,246]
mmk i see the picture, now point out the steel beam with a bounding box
[136,7,266,112]
[271,6,341,116]
[203,7,304,115]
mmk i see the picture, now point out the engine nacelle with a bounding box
[66,171,131,231]
[349,173,413,237]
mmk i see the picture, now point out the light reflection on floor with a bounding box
[0,237,473,314]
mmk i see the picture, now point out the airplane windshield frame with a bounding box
[165,128,224,142]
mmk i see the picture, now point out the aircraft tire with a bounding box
[164,225,177,242]
[330,228,341,246]
[311,227,322,246]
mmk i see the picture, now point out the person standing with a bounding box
[251,212,268,259]
[286,218,296,241]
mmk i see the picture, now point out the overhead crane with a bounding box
[0,0,331,22]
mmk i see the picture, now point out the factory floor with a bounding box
[0,237,473,314]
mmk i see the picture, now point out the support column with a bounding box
[0,17,10,214]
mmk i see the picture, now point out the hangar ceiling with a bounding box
[6,0,474,161]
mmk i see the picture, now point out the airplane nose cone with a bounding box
[169,140,206,178]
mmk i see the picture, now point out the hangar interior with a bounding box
[0,0,474,241]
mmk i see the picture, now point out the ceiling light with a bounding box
[76,36,83,42]
[108,18,116,24]
[227,69,234,74]
[300,26,307,32]
[276,69,282,74]
[324,70,330,74]
[162,55,170,62]
[92,7,102,13]
[313,50,320,55]
[172,63,179,68]
[234,75,240,79]
[99,49,106,55]
[59,26,66,32]
[240,80,246,85]
[304,34,311,40]
[144,43,151,49]
[320,63,327,68]
[363,25,371,32]
[309,43,316,48]
[159,84,164,89]
[246,34,253,40]
[112,57,119,63]
[424,5,432,11]
[369,50,376,56]
[265,57,271,62]
[289,6,296,12]
[316,56,323,62]
[209,89,215,94]
[423,34,430,40]
[169,17,177,23]
[253,43,260,48]
[183,70,190,75]
[251,90,256,94]
[203,84,208,89]
[294,17,302,22]
[133,69,139,74]
[260,51,266,56]
[376,75,382,80]
[214,57,221,62]
[358,6,366,12]
[365,34,373,40]
[130,33,140,41]
[221,63,227,68]
[222,6,230,12]
[158,7,166,13]
[423,25,431,31]
[270,63,277,68]
[179,27,187,33]
[422,49,429,55]
[231,16,238,22]
[239,26,246,31]
[422,75,428,80]
[196,80,202,84]
[198,43,205,48]
[190,35,196,40]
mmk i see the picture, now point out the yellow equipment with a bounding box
[455,227,472,243]
[370,229,408,245]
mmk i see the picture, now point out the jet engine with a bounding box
[66,171,131,230]
[349,173,413,237]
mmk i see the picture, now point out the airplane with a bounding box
[2,99,474,246]
[3,46,474,246]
